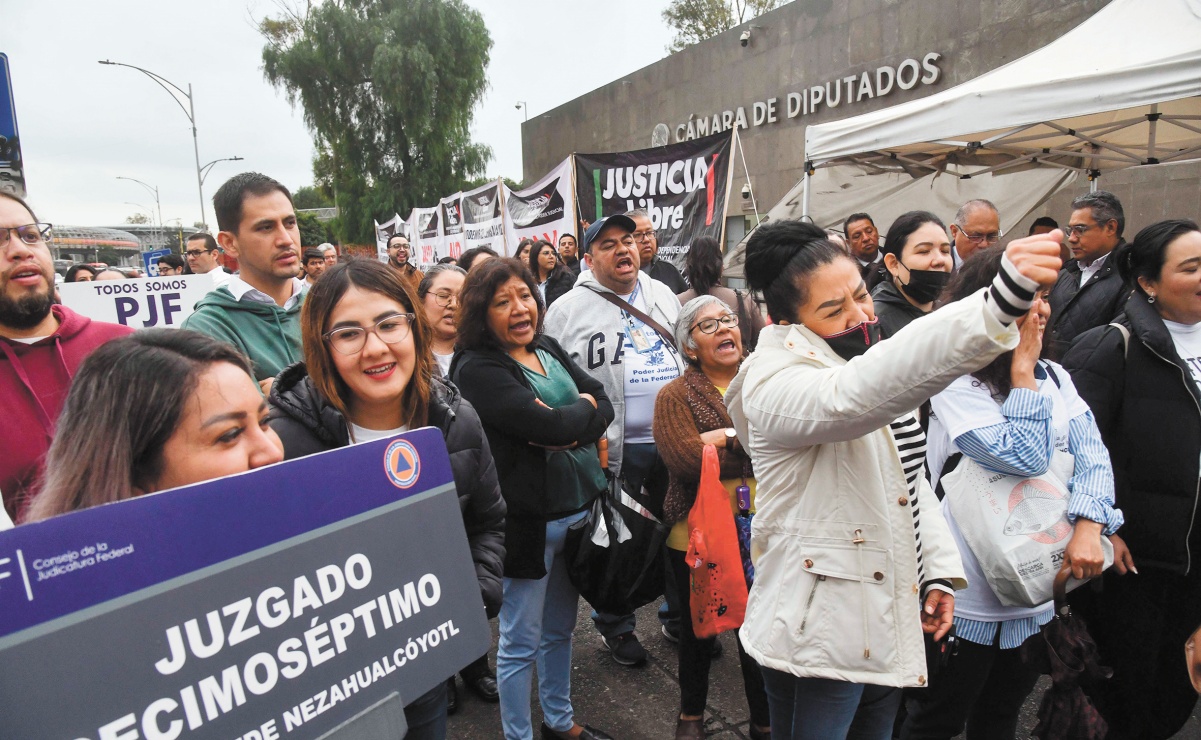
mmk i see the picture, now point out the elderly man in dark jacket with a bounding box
[1047,191,1132,359]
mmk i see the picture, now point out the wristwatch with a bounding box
[725,427,737,451]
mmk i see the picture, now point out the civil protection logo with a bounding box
[384,439,421,488]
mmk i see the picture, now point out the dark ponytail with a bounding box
[745,220,851,323]
[1121,219,1199,297]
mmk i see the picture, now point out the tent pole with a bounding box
[802,169,812,219]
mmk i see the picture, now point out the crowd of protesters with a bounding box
[1,170,1198,740]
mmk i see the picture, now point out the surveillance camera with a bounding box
[741,183,751,200]
[740,30,751,47]
[515,103,522,110]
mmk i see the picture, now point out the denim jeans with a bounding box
[497,510,587,740]
[760,667,901,740]
[403,680,448,740]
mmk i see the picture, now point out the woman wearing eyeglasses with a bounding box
[418,263,468,377]
[653,296,770,740]
[268,260,506,740]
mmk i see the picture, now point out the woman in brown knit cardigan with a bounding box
[653,295,770,740]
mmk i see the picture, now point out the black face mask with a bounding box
[896,262,951,305]
[820,318,882,360]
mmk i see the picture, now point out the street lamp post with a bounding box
[116,176,162,248]
[99,60,209,228]
[200,156,244,186]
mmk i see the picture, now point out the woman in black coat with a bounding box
[872,210,954,339]
[450,258,615,740]
[529,239,576,308]
[1063,219,1201,740]
[267,260,505,740]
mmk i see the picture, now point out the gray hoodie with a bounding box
[543,270,685,477]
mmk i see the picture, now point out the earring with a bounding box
[1148,293,1157,304]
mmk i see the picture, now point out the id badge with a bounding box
[624,315,654,353]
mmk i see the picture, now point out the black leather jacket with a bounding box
[268,365,507,616]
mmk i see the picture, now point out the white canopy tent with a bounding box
[727,0,1201,277]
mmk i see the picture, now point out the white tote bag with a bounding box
[940,450,1113,608]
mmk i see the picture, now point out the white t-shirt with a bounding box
[433,351,453,379]
[617,284,681,444]
[927,361,1090,622]
[9,337,48,345]
[348,423,409,445]
[1165,319,1201,391]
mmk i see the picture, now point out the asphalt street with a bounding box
[448,598,1201,739]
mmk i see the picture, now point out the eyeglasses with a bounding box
[691,313,739,334]
[957,228,1003,244]
[1063,223,1096,237]
[430,290,459,308]
[632,229,656,243]
[324,313,415,355]
[185,248,215,258]
[0,223,51,249]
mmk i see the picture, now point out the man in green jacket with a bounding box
[183,172,305,391]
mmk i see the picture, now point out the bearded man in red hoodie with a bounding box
[0,193,133,522]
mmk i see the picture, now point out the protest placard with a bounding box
[0,427,489,739]
[460,179,506,256]
[58,272,220,329]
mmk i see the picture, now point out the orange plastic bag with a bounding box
[686,444,749,638]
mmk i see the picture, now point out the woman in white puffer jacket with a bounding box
[724,220,1063,740]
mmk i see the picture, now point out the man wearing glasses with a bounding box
[1047,191,1130,359]
[629,209,688,294]
[949,199,1003,270]
[184,232,224,275]
[0,192,132,523]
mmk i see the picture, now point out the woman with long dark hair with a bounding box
[529,239,575,308]
[1064,219,1201,739]
[900,246,1120,740]
[678,236,764,351]
[450,258,614,740]
[726,220,1062,739]
[28,329,284,520]
[267,259,506,739]
[873,211,954,338]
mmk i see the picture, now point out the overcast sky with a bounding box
[3,0,674,228]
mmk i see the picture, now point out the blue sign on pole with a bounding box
[142,248,173,276]
[0,54,26,198]
[0,427,489,739]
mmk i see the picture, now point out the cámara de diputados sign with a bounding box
[669,51,944,142]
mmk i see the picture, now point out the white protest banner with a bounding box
[504,157,576,257]
[409,206,442,270]
[440,193,465,265]
[58,273,219,329]
[460,179,506,255]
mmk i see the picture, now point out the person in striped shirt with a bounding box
[901,245,1124,740]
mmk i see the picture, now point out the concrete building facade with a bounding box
[522,0,1201,245]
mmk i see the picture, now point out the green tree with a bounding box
[297,211,331,247]
[261,0,493,244]
[662,0,782,52]
[293,185,334,210]
[124,213,151,225]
